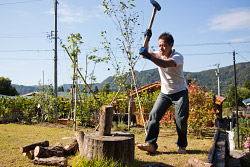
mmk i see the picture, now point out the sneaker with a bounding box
[178,147,186,154]
[137,143,156,154]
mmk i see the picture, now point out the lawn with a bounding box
[0,123,215,167]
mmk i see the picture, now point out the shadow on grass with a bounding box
[201,128,216,139]
[148,149,209,155]
[132,159,174,167]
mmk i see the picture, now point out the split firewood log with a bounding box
[23,150,34,160]
[20,140,49,153]
[64,139,78,155]
[32,156,67,167]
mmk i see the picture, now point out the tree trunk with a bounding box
[83,131,134,163]
[20,140,49,153]
[75,131,84,158]
[98,105,113,136]
[32,156,67,167]
[34,146,66,158]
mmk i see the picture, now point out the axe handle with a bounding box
[143,7,157,47]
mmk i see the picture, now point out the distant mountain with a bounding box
[97,62,250,95]
[12,85,41,95]
[13,62,250,95]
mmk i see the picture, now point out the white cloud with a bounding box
[209,8,250,31]
[228,36,250,43]
[47,2,106,24]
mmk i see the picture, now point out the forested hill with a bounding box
[14,62,250,95]
[98,62,250,95]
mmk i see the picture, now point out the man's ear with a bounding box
[170,43,173,48]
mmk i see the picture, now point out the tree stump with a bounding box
[79,105,135,163]
[83,131,134,163]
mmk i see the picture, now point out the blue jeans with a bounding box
[145,89,189,150]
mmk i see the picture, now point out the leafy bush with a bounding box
[234,117,250,149]
[188,81,215,136]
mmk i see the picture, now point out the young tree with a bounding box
[102,0,142,81]
[0,77,18,96]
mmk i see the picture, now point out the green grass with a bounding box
[0,123,214,167]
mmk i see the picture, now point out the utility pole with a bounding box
[233,51,240,148]
[215,63,221,96]
[54,0,58,97]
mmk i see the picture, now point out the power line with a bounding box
[0,58,52,60]
[0,49,55,52]
[175,41,250,47]
[0,0,44,6]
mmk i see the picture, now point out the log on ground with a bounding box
[32,156,67,167]
[64,139,78,155]
[20,140,49,153]
[83,131,134,163]
[34,146,67,158]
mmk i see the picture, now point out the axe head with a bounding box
[150,0,161,11]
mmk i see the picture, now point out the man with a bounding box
[137,30,189,154]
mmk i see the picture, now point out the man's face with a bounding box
[158,39,173,57]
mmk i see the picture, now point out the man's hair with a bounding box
[158,32,174,45]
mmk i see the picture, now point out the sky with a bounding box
[1,0,250,88]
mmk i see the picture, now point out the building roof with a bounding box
[243,98,250,106]
[131,81,161,98]
[215,95,226,105]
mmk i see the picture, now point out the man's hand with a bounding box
[144,29,152,41]
[139,47,152,60]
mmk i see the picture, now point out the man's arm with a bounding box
[139,47,176,68]
[149,55,176,68]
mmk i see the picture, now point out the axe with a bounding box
[143,0,161,47]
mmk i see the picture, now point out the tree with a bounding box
[94,86,99,94]
[243,80,250,90]
[58,86,64,92]
[225,84,250,108]
[102,83,111,94]
[102,0,142,81]
[0,77,18,96]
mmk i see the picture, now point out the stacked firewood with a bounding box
[20,135,80,167]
